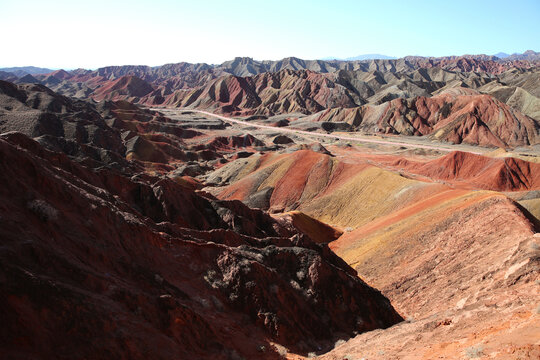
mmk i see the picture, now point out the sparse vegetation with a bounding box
[273,344,288,357]
[464,344,484,358]
[289,279,302,290]
[203,270,225,289]
[27,199,58,221]
[335,339,346,347]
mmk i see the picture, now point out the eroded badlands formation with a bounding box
[1,52,539,359]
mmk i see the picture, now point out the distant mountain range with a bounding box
[322,51,540,62]
[494,52,510,59]
[321,54,396,61]
[492,50,540,61]
[0,66,54,77]
[2,51,538,78]
[2,50,538,145]
[503,50,540,61]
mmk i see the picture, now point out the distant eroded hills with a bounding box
[2,52,539,149]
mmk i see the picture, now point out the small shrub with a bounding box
[464,345,484,358]
[203,270,225,289]
[334,339,346,348]
[289,279,301,290]
[227,349,245,360]
[273,344,288,357]
[27,199,58,221]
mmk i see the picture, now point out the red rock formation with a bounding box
[92,75,155,101]
[0,132,402,359]
[202,134,265,151]
[310,88,539,147]
[273,211,344,244]
[388,151,540,191]
[163,69,357,115]
[46,69,73,81]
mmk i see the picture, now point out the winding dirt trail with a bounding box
[172,109,485,155]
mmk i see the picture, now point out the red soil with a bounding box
[92,75,154,101]
[389,151,540,191]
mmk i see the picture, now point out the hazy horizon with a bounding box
[2,0,539,69]
[2,49,540,72]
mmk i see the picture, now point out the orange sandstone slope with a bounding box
[207,148,540,359]
[385,150,540,191]
[321,154,540,359]
[208,149,468,229]
[322,190,539,360]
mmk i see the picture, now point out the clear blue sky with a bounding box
[1,0,539,69]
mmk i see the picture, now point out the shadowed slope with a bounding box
[0,133,403,359]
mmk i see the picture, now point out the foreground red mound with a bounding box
[0,132,402,359]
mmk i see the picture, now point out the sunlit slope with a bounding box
[319,193,538,360]
[209,150,452,229]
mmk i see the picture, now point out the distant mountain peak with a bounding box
[0,66,54,77]
[345,54,396,61]
[493,52,509,59]
[320,54,396,61]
